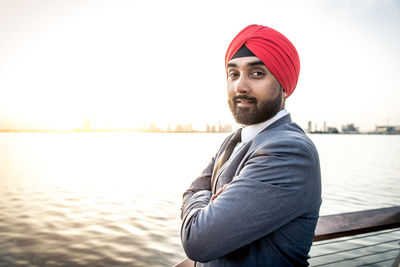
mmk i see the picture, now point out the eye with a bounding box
[228,71,239,79]
[251,71,265,78]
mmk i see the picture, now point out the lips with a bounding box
[233,95,257,108]
[237,99,254,108]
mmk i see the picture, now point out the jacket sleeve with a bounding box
[180,135,232,219]
[180,157,215,220]
[180,136,321,262]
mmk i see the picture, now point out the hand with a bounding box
[211,184,228,200]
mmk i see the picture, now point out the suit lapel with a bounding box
[211,114,292,193]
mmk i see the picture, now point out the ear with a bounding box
[281,89,287,109]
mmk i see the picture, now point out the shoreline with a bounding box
[0,129,399,135]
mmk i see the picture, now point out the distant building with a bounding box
[84,119,91,131]
[206,123,232,133]
[327,127,339,134]
[342,123,359,134]
[307,121,312,133]
[175,124,184,132]
[375,125,400,134]
[184,123,193,132]
[307,121,337,134]
[218,122,233,133]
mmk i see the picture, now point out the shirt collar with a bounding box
[240,109,289,144]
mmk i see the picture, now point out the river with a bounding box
[0,132,399,266]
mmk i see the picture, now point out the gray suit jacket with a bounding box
[180,114,322,266]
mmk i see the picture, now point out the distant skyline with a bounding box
[0,118,389,134]
[1,0,399,132]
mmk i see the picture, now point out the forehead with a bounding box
[227,56,265,68]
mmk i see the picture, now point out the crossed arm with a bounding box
[180,138,320,262]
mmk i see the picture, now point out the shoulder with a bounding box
[253,122,317,155]
[237,121,321,193]
[240,122,320,173]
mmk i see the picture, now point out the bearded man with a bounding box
[180,24,321,266]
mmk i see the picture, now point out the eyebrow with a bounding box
[227,60,265,68]
[248,60,265,67]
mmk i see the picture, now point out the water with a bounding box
[0,132,399,266]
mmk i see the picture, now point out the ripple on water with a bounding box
[0,133,399,266]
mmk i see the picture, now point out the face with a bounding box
[226,56,286,126]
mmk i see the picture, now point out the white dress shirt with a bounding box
[233,109,289,154]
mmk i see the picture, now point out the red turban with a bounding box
[225,24,300,98]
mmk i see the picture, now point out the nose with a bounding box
[234,75,250,94]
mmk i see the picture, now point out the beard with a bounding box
[228,90,283,125]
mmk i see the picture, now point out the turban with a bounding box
[225,24,300,98]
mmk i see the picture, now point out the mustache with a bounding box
[232,95,257,103]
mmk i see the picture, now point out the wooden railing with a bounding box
[174,206,400,267]
[313,206,400,242]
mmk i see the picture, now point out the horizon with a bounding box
[0,119,395,134]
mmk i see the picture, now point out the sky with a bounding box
[0,0,399,132]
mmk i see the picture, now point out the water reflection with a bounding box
[0,133,399,266]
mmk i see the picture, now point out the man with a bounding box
[180,24,321,266]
